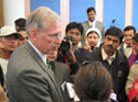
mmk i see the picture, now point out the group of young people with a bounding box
[0,6,138,102]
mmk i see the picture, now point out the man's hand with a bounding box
[66,50,77,64]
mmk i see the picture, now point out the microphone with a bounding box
[110,19,116,27]
[112,19,116,23]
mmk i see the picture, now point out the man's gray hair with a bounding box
[26,7,60,36]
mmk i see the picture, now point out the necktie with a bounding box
[47,59,55,74]
[90,24,93,28]
[127,46,131,48]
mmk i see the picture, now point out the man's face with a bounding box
[124,30,135,45]
[47,50,58,62]
[31,20,62,55]
[87,33,99,47]
[132,40,138,54]
[1,35,19,51]
[66,28,82,45]
[103,35,120,56]
[87,11,96,22]
[18,30,28,45]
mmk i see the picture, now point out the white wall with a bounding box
[3,0,25,27]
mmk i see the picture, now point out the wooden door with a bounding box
[0,0,4,27]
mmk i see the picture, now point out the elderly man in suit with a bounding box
[81,7,105,47]
[6,7,63,102]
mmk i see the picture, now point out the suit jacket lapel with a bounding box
[95,21,98,28]
[24,42,63,98]
[86,21,91,28]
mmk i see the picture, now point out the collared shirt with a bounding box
[123,42,128,49]
[88,20,96,28]
[28,40,47,65]
[101,47,116,65]
[73,46,79,53]
[123,42,132,58]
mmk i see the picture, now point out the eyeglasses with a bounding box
[68,31,81,36]
[106,37,119,44]
[4,36,19,41]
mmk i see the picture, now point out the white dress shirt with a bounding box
[88,20,96,28]
[123,42,132,58]
[101,47,116,65]
[28,40,47,65]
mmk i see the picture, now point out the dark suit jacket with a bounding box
[53,61,73,102]
[74,48,92,64]
[6,42,63,102]
[81,21,105,47]
[53,61,71,86]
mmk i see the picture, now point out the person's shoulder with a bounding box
[117,50,126,59]
[117,50,129,65]
[130,61,138,71]
[54,61,69,70]
[96,20,104,24]
[91,47,100,54]
[75,48,91,57]
[54,61,70,75]
[89,47,101,61]
[81,21,88,25]
[96,21,105,26]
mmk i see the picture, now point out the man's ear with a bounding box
[30,29,38,40]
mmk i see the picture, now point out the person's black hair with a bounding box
[124,25,136,34]
[105,26,123,43]
[15,18,26,31]
[87,7,96,14]
[65,22,83,35]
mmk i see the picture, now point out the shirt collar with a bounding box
[101,47,116,61]
[88,20,96,27]
[124,42,131,49]
[28,40,47,65]
[73,46,79,52]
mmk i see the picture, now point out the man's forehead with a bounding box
[105,35,120,40]
[124,30,134,34]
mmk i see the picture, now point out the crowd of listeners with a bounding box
[0,6,138,102]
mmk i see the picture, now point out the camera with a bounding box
[60,36,72,51]
[57,36,72,62]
